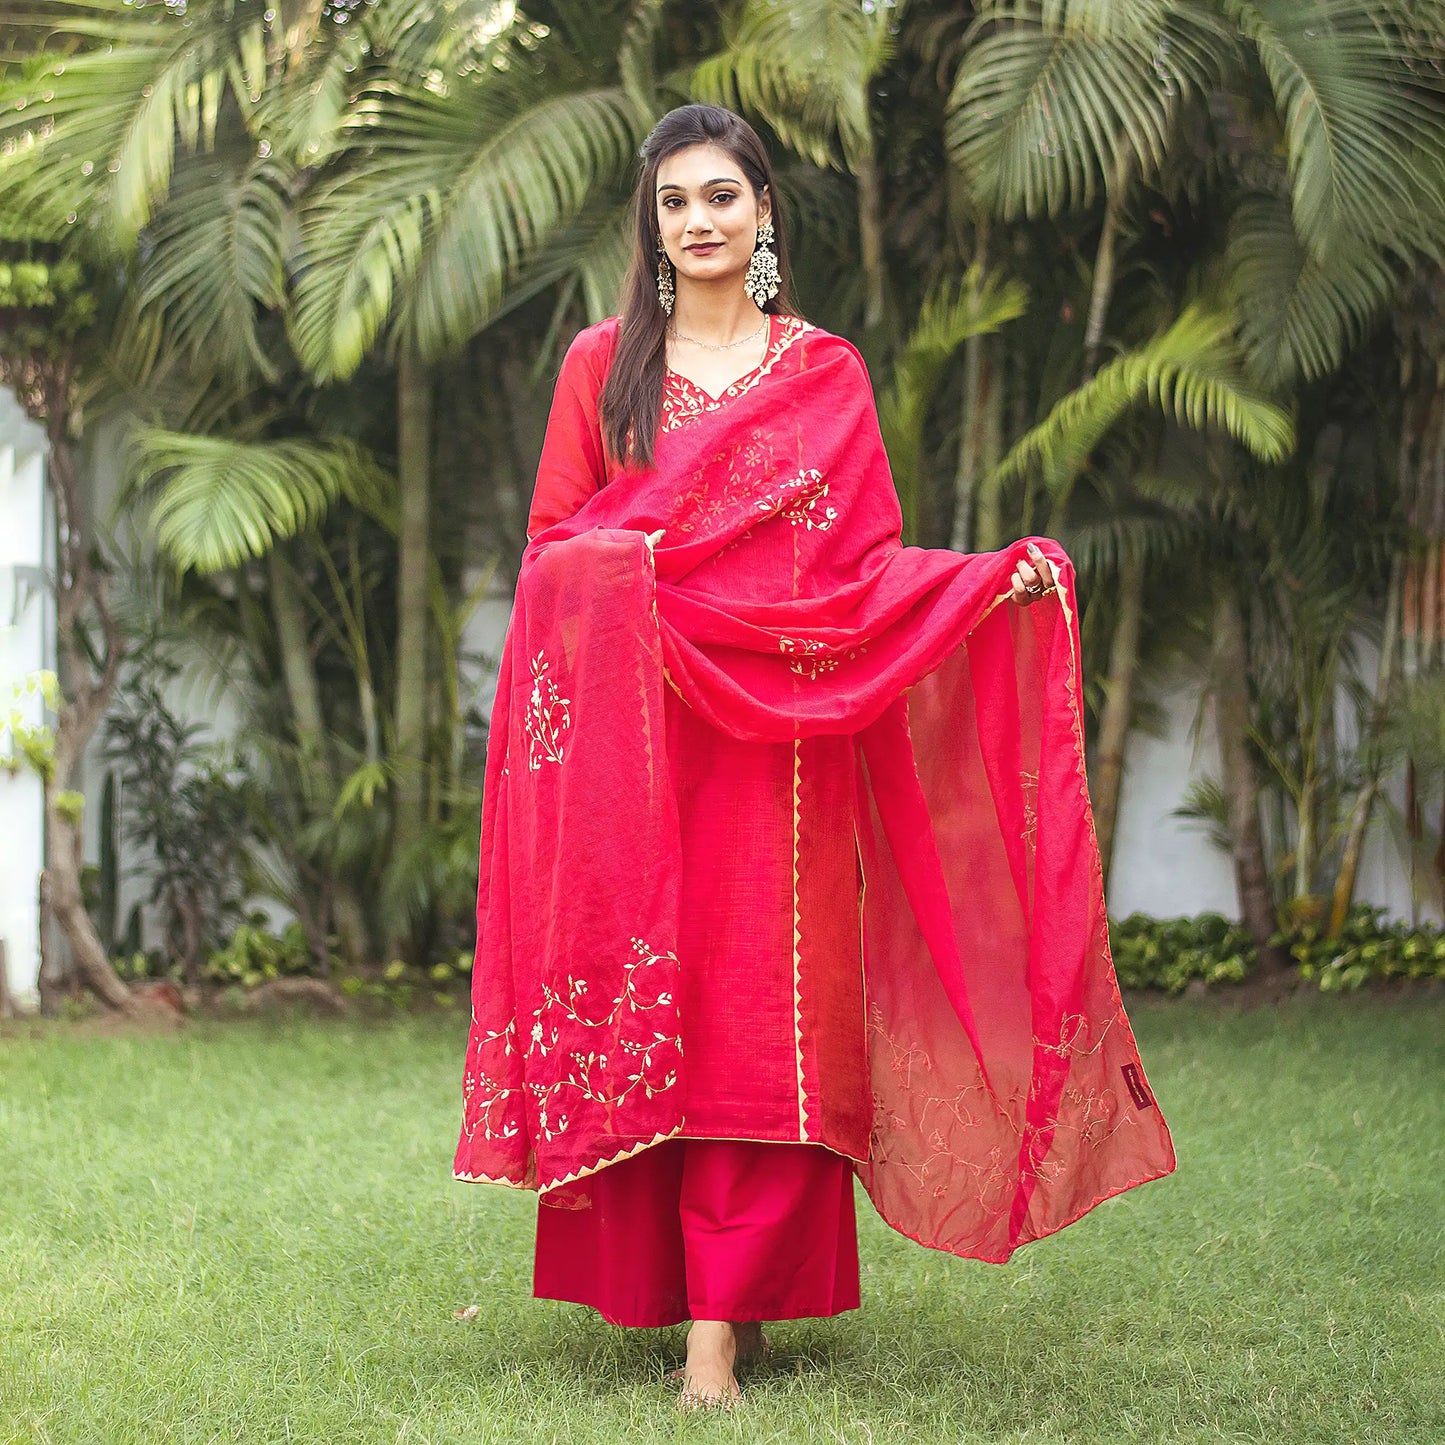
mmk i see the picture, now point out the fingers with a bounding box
[1010,544,1058,605]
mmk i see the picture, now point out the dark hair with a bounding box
[599,104,797,470]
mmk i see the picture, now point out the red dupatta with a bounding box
[454,321,1176,1264]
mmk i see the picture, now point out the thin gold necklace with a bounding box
[666,315,768,351]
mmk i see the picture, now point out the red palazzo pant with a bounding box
[533,1139,860,1327]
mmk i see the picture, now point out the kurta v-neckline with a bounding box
[665,313,777,402]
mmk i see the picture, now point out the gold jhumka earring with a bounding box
[656,236,675,316]
[743,219,780,305]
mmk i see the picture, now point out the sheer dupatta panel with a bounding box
[456,319,1175,1262]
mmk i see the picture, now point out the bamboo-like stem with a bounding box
[1092,544,1144,882]
[1327,558,1404,936]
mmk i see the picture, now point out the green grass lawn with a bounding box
[2,994,1441,1444]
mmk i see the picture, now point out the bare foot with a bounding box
[732,1320,769,1369]
[677,1320,742,1411]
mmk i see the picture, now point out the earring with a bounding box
[655,235,675,316]
[744,218,780,305]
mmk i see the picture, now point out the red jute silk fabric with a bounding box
[454,316,1177,1263]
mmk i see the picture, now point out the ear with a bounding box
[757,185,772,227]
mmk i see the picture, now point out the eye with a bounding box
[661,196,684,209]
[710,190,737,205]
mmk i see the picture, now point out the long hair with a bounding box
[599,104,797,470]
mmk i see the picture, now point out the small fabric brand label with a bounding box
[1121,1063,1155,1110]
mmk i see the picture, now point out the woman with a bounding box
[454,103,1176,1411]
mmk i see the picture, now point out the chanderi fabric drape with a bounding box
[455,315,1176,1264]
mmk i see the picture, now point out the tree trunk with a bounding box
[1328,557,1404,936]
[1092,545,1145,883]
[1079,149,1146,883]
[953,331,990,552]
[1213,588,1290,974]
[964,336,1007,551]
[1083,151,1134,377]
[856,154,887,335]
[177,885,206,988]
[268,548,331,775]
[1083,198,1121,376]
[34,362,134,1011]
[44,785,134,1010]
[391,349,434,959]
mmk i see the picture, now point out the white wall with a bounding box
[2,380,1432,1011]
[1107,669,1434,925]
[1106,675,1239,918]
[0,389,51,1010]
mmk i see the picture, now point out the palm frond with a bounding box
[878,266,1029,531]
[1224,0,1445,254]
[290,75,639,378]
[619,0,670,121]
[131,150,293,383]
[1227,195,1401,388]
[1064,496,1206,575]
[691,0,896,170]
[0,2,272,243]
[992,304,1295,494]
[121,428,389,573]
[946,1,1228,217]
[492,202,635,343]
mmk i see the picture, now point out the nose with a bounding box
[685,201,714,234]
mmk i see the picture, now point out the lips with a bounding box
[685,243,723,255]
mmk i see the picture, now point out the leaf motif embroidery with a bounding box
[523,650,571,770]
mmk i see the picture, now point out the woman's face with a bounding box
[655,142,770,294]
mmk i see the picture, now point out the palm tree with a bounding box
[2,0,660,966]
[285,1,653,955]
[944,0,1445,958]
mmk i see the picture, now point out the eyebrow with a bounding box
[657,176,744,193]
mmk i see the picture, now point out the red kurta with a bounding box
[522,313,872,1164]
[454,312,1177,1265]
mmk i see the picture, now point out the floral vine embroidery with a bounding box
[523,650,571,770]
[757,468,838,531]
[460,1019,523,1144]
[1021,769,1039,849]
[779,636,840,680]
[777,635,868,681]
[660,315,813,433]
[522,937,683,1144]
[463,937,683,1150]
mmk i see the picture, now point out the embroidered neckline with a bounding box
[665,313,775,400]
[662,314,813,432]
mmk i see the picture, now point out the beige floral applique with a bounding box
[523,650,571,770]
[757,468,838,531]
[525,936,683,1143]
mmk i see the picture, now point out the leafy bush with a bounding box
[200,918,467,1009]
[337,956,465,1010]
[1110,913,1254,992]
[107,660,258,981]
[1282,908,1445,993]
[205,920,318,989]
[1111,907,1445,992]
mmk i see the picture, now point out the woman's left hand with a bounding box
[1008,542,1057,606]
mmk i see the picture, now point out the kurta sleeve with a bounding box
[526,326,613,540]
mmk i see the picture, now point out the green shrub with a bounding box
[1110,912,1253,992]
[1281,907,1445,993]
[204,919,318,989]
[1111,906,1445,992]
